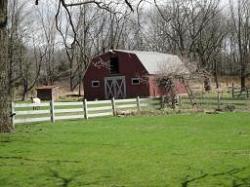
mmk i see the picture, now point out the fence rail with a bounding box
[231,83,249,98]
[12,94,250,125]
[178,95,250,112]
[13,97,161,125]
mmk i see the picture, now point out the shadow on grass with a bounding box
[0,136,13,145]
[0,156,81,163]
[49,169,77,187]
[48,168,114,187]
[182,167,250,187]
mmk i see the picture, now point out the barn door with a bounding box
[105,76,126,99]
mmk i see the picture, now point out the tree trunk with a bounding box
[21,80,28,101]
[214,72,219,89]
[213,61,219,89]
[69,63,74,91]
[240,64,246,91]
[0,0,13,133]
[78,78,81,96]
[240,75,246,91]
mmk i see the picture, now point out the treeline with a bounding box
[6,0,250,100]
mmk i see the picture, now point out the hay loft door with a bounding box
[105,76,126,99]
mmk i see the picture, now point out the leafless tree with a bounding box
[0,0,12,132]
[56,4,107,95]
[7,0,24,98]
[151,0,226,88]
[7,0,36,100]
[19,36,45,100]
[55,1,135,95]
[194,11,227,88]
[36,3,57,86]
[229,0,250,90]
[156,56,212,109]
[5,1,46,100]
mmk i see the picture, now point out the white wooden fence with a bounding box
[12,97,161,125]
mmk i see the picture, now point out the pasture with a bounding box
[0,113,250,187]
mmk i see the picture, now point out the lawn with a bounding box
[0,113,250,187]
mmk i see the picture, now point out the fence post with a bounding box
[50,100,55,123]
[178,95,182,106]
[217,90,221,110]
[136,96,141,112]
[111,97,116,116]
[160,96,164,109]
[201,89,204,107]
[83,99,88,119]
[247,94,250,111]
[11,102,15,128]
[232,83,235,98]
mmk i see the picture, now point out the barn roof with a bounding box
[113,49,189,75]
[36,86,57,90]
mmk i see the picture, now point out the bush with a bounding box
[224,104,236,112]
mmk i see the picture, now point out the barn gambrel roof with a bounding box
[113,49,189,75]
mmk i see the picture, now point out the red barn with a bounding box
[84,50,188,100]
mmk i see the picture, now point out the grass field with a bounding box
[0,113,250,187]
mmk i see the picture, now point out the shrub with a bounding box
[224,104,236,112]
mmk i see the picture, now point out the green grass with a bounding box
[1,113,250,187]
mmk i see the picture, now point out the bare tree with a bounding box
[194,11,227,88]
[0,0,13,132]
[7,0,32,99]
[19,37,45,100]
[151,0,226,89]
[36,3,57,85]
[56,10,77,91]
[55,1,134,95]
[56,4,107,95]
[230,0,250,90]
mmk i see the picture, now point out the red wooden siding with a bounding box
[84,51,150,100]
[148,76,188,97]
[84,51,187,100]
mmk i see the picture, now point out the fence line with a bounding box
[13,97,161,125]
[178,95,250,112]
[12,95,249,125]
[231,83,249,98]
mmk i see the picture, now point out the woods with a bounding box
[229,0,250,90]
[0,0,250,132]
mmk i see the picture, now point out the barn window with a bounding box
[110,57,119,74]
[131,78,140,85]
[91,81,100,88]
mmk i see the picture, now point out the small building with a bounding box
[84,50,189,100]
[36,86,58,101]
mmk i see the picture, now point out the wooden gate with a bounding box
[104,76,126,99]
